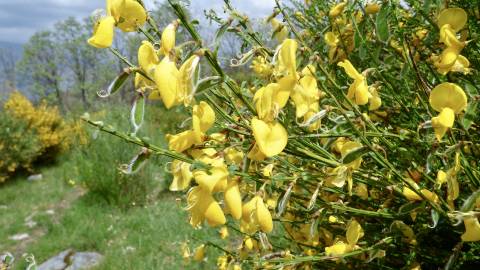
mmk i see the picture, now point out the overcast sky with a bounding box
[0,0,275,44]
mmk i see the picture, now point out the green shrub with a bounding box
[0,111,42,182]
[70,104,178,208]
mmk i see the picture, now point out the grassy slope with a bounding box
[0,159,221,270]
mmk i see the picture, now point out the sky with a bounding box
[0,0,275,44]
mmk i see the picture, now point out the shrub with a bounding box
[0,91,81,182]
[3,92,73,159]
[70,106,172,208]
[0,112,41,182]
[84,0,480,269]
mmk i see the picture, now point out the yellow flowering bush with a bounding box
[1,92,81,181]
[84,0,480,269]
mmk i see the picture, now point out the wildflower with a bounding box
[176,55,200,106]
[365,3,380,14]
[291,65,320,119]
[224,147,244,165]
[88,0,147,48]
[461,217,480,242]
[166,130,196,153]
[251,56,273,77]
[224,178,243,219]
[251,117,288,157]
[337,60,370,106]
[193,160,229,193]
[270,18,288,42]
[219,226,229,239]
[152,57,179,109]
[429,83,467,140]
[169,160,193,191]
[325,219,363,256]
[276,39,298,78]
[329,2,347,17]
[138,40,159,75]
[193,244,206,261]
[254,82,292,121]
[192,101,215,144]
[187,186,226,227]
[433,8,470,74]
[160,23,176,55]
[241,195,273,233]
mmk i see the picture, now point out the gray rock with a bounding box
[37,250,72,270]
[27,174,43,181]
[37,250,103,270]
[8,233,29,241]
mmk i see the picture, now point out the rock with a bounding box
[8,233,29,241]
[27,174,43,181]
[37,250,103,270]
[67,252,103,270]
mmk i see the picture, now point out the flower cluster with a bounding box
[86,0,480,269]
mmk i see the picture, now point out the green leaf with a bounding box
[120,148,151,175]
[462,101,478,130]
[130,94,145,134]
[213,20,232,56]
[376,5,390,42]
[460,189,480,212]
[341,146,369,164]
[195,76,223,94]
[98,69,131,98]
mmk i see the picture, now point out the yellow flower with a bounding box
[219,226,229,239]
[88,0,147,48]
[177,55,200,106]
[193,244,206,261]
[166,130,196,153]
[337,60,370,106]
[247,144,267,161]
[88,16,116,48]
[138,40,159,75]
[224,147,244,165]
[437,8,468,32]
[329,2,347,17]
[193,160,229,193]
[270,18,288,42]
[429,83,467,140]
[251,56,273,77]
[365,3,381,14]
[324,32,339,47]
[340,141,363,170]
[152,57,179,109]
[161,23,176,55]
[325,219,364,256]
[368,85,382,110]
[277,39,298,78]
[253,81,293,121]
[169,160,192,191]
[291,66,320,118]
[461,217,480,242]
[224,179,243,219]
[192,101,215,144]
[433,8,469,74]
[187,186,226,227]
[241,195,273,233]
[251,118,288,157]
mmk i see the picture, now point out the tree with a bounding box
[0,47,17,92]
[18,31,64,111]
[54,17,109,109]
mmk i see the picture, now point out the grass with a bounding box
[0,163,221,269]
[0,103,224,269]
